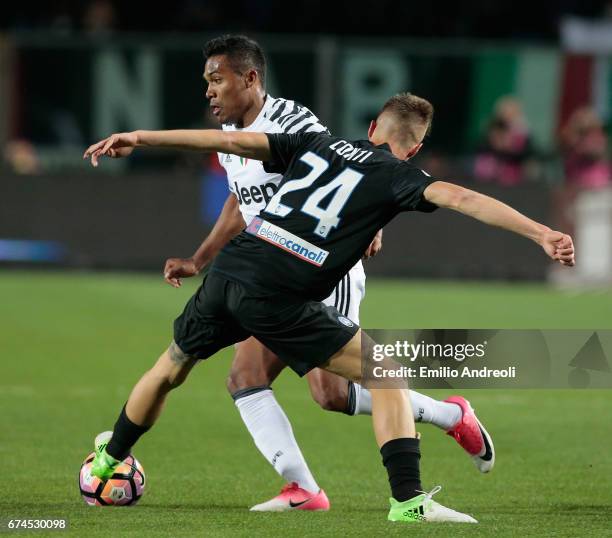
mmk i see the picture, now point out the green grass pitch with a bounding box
[1,270,611,536]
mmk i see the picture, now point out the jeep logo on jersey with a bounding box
[234,181,279,206]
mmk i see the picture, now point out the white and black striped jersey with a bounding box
[217,95,329,225]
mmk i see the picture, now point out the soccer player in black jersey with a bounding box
[83,93,575,523]
[189,36,494,513]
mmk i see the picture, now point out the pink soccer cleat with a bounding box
[444,396,495,473]
[249,482,330,512]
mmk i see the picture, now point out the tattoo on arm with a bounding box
[168,341,194,365]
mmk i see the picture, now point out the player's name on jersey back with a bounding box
[329,139,373,163]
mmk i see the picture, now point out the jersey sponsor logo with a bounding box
[234,181,279,206]
[246,217,329,267]
[337,316,354,327]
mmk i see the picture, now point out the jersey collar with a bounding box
[242,94,276,130]
[356,139,392,153]
[222,94,276,131]
[375,143,392,153]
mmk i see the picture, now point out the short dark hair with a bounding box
[379,93,434,143]
[203,35,266,87]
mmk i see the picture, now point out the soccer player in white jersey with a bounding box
[162,35,494,511]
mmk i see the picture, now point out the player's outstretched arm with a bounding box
[424,181,575,267]
[163,194,246,288]
[83,130,271,167]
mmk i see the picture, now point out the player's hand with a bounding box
[163,257,200,288]
[363,229,383,259]
[540,230,575,267]
[83,132,139,167]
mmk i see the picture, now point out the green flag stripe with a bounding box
[515,48,561,151]
[593,56,611,126]
[468,52,517,147]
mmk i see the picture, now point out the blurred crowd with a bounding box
[4,95,610,191]
[2,1,611,188]
[2,2,610,283]
[472,97,610,190]
[473,97,536,187]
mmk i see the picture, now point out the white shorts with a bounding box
[322,260,366,324]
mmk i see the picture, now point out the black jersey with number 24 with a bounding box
[210,132,438,301]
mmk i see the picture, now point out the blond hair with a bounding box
[379,93,434,144]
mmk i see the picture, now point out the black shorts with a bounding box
[173,273,359,376]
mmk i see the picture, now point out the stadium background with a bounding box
[1,2,611,536]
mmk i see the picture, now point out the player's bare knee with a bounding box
[155,341,197,389]
[226,362,248,393]
[226,370,241,394]
[308,371,350,413]
[311,390,346,412]
[226,366,268,394]
[227,344,280,395]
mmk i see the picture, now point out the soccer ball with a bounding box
[78,452,145,506]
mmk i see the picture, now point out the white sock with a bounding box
[352,382,372,415]
[234,389,319,493]
[408,391,462,430]
[351,384,462,431]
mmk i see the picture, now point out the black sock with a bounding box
[380,437,422,502]
[105,405,150,461]
[343,381,357,415]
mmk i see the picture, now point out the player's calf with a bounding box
[322,332,477,523]
[91,343,197,480]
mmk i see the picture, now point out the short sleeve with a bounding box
[391,162,439,213]
[263,132,315,174]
